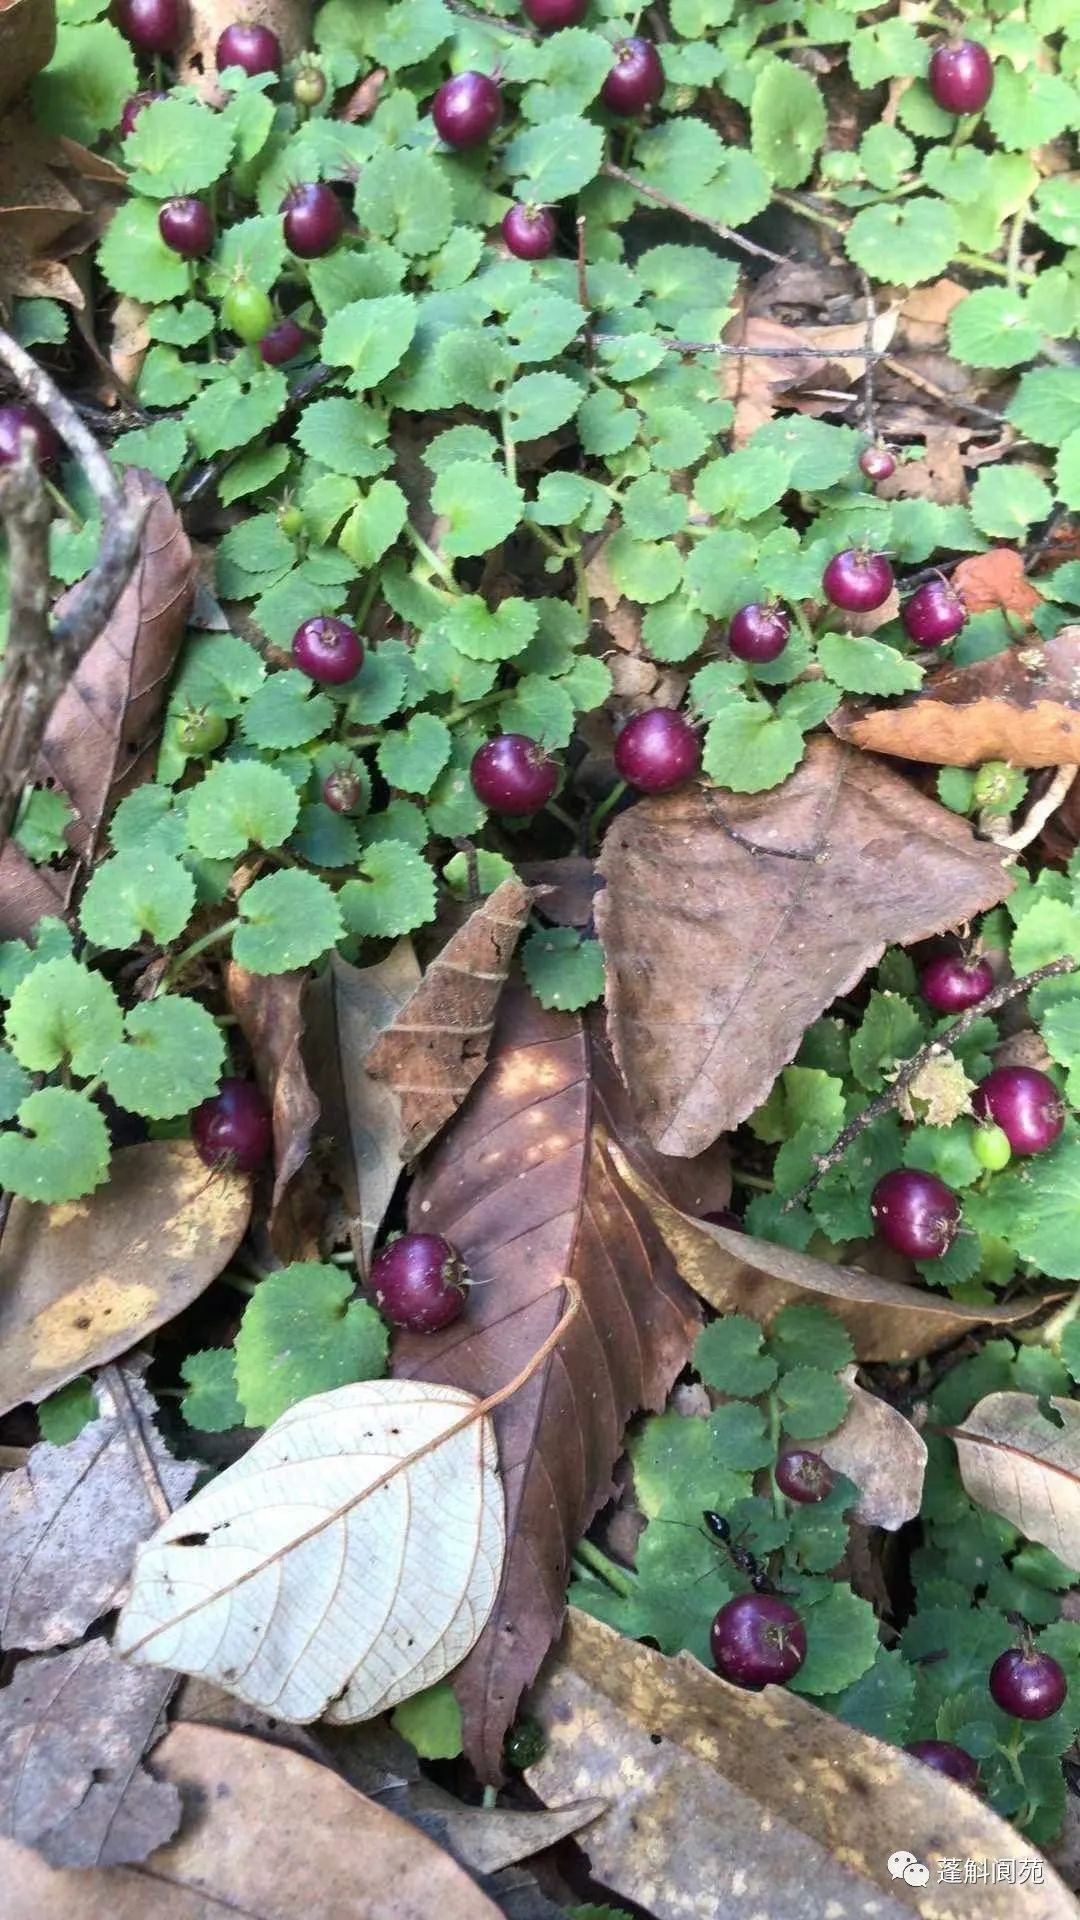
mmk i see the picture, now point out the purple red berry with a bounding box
[119,90,166,137]
[870,1168,960,1261]
[281,182,344,258]
[601,37,664,115]
[522,0,588,26]
[775,1450,835,1504]
[322,768,364,815]
[259,317,308,366]
[929,40,994,116]
[859,445,896,483]
[502,204,557,261]
[905,1741,980,1788]
[192,1077,272,1173]
[613,709,701,795]
[432,71,502,148]
[902,579,968,648]
[0,404,62,472]
[216,23,282,75]
[369,1232,469,1332]
[470,734,559,815]
[291,616,364,685]
[919,953,993,1014]
[711,1593,807,1688]
[822,549,895,613]
[989,1646,1067,1721]
[116,0,184,54]
[158,198,215,258]
[972,1066,1064,1158]
[728,604,790,664]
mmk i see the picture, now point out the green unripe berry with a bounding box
[973,1123,1012,1173]
[972,759,1026,814]
[176,706,228,755]
[293,64,327,107]
[279,504,304,538]
[503,1715,545,1769]
[222,282,275,344]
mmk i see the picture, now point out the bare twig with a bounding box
[784,957,1080,1208]
[881,352,1011,427]
[857,267,877,443]
[601,161,788,265]
[98,1363,176,1525]
[990,766,1080,853]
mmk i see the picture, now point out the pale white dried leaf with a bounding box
[819,1370,927,1531]
[951,1391,1080,1570]
[114,1381,505,1723]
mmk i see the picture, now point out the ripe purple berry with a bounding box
[116,0,184,55]
[870,1168,960,1261]
[919,953,993,1014]
[470,734,559,815]
[929,40,994,116]
[859,445,896,483]
[613,708,701,794]
[775,1449,834,1505]
[291,616,363,685]
[972,1066,1064,1158]
[119,89,166,137]
[822,549,895,612]
[601,37,664,116]
[158,198,215,258]
[902,579,968,648]
[502,203,557,261]
[0,404,62,472]
[728,603,790,664]
[432,71,502,149]
[282,182,344,258]
[216,23,282,76]
[369,1232,469,1332]
[523,0,588,26]
[989,1647,1067,1721]
[905,1741,980,1788]
[259,316,308,366]
[192,1077,272,1174]
[711,1593,807,1688]
[322,768,364,815]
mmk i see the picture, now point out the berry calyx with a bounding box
[281,182,344,258]
[0,404,62,472]
[905,1741,980,1788]
[118,90,165,137]
[215,23,282,75]
[322,767,364,815]
[613,708,701,794]
[728,603,790,664]
[822,548,895,612]
[972,1066,1064,1158]
[158,198,215,258]
[192,1077,272,1173]
[902,579,968,648]
[859,445,896,483]
[919,952,993,1014]
[176,706,228,755]
[775,1449,835,1505]
[502,203,557,261]
[291,616,363,685]
[222,281,275,344]
[710,1593,807,1688]
[293,65,327,108]
[989,1646,1067,1721]
[870,1168,960,1261]
[470,734,559,815]
[116,0,184,55]
[973,1124,1012,1174]
[601,37,664,116]
[928,39,994,116]
[432,71,502,149]
[369,1232,469,1332]
[259,316,308,366]
[522,0,588,27]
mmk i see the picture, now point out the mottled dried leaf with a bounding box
[526,1612,1073,1920]
[596,738,1011,1156]
[0,1141,251,1416]
[226,963,321,1259]
[951,1392,1080,1571]
[819,1369,927,1530]
[0,0,54,117]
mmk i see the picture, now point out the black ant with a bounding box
[702,1511,776,1594]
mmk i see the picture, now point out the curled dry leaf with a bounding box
[366,877,535,1161]
[303,941,422,1275]
[819,1368,927,1531]
[0,1363,196,1652]
[829,628,1080,768]
[114,1378,505,1724]
[177,0,312,88]
[0,1141,251,1418]
[612,1144,1043,1364]
[596,737,1011,1157]
[225,963,321,1260]
[0,1639,179,1870]
[0,0,54,118]
[951,549,1044,623]
[950,1392,1080,1572]
[0,111,122,310]
[0,1720,505,1920]
[395,979,700,1780]
[525,1611,1074,1920]
[0,469,196,939]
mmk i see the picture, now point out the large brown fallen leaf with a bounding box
[526,1611,1075,1920]
[820,1369,927,1529]
[0,112,124,310]
[613,1146,1044,1364]
[0,1639,179,1869]
[596,737,1011,1157]
[303,941,422,1275]
[0,0,54,117]
[0,469,195,939]
[0,1363,195,1652]
[394,978,701,1780]
[0,1141,251,1417]
[366,877,534,1160]
[225,963,321,1260]
[0,1720,505,1919]
[829,628,1080,767]
[950,1392,1080,1571]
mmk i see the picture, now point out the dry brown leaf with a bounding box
[225,964,321,1260]
[0,0,54,118]
[0,1364,195,1651]
[109,295,151,390]
[952,548,1044,622]
[829,628,1080,767]
[820,1369,927,1529]
[0,112,123,308]
[0,1141,251,1417]
[898,277,969,342]
[613,1145,1043,1363]
[177,0,312,88]
[0,1639,179,1869]
[0,1720,505,1919]
[519,856,599,928]
[950,1392,1080,1570]
[878,426,968,506]
[724,317,828,445]
[366,877,535,1160]
[303,941,422,1275]
[596,737,1011,1157]
[0,469,195,938]
[526,1611,1075,1920]
[395,978,700,1780]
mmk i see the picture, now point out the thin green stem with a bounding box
[404,522,459,594]
[532,522,572,560]
[442,688,506,728]
[216,1269,259,1297]
[732,1167,774,1192]
[573,1538,634,1596]
[501,409,517,487]
[545,797,580,836]
[573,550,590,625]
[767,1391,786,1522]
[1005,206,1028,292]
[791,601,817,651]
[481,1785,498,1810]
[589,778,627,846]
[42,476,81,529]
[160,916,241,991]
